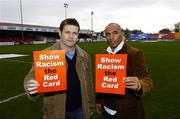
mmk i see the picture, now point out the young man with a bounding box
[96,23,153,119]
[24,18,94,119]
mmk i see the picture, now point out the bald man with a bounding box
[96,23,153,119]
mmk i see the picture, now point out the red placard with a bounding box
[96,54,127,95]
[33,50,66,93]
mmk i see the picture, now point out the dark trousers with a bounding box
[65,107,83,119]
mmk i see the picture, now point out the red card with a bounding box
[95,54,127,95]
[33,50,66,93]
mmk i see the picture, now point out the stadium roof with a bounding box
[0,22,93,34]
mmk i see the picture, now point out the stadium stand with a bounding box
[0,22,98,45]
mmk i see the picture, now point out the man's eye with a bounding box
[106,33,110,36]
[74,33,78,35]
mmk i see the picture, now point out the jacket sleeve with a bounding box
[133,51,153,96]
[24,65,39,101]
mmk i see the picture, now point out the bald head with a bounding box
[104,23,124,50]
[105,23,122,32]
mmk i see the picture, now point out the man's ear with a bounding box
[121,31,124,36]
[58,30,62,37]
[121,32,126,41]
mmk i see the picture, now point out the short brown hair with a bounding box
[59,18,80,32]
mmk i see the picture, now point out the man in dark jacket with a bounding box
[96,23,153,119]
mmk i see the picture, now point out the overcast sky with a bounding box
[0,0,179,33]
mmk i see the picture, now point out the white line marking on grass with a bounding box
[0,59,32,64]
[0,92,26,104]
[0,54,28,59]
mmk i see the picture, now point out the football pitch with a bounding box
[0,41,180,119]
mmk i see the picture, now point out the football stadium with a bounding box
[0,21,180,119]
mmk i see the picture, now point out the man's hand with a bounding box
[26,80,39,95]
[123,77,141,91]
[96,103,102,114]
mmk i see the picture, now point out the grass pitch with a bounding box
[0,41,180,119]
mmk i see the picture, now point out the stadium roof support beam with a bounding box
[64,3,68,19]
[91,11,94,41]
[20,0,24,41]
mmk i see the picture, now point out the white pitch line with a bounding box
[0,54,29,59]
[0,59,32,64]
[0,92,26,104]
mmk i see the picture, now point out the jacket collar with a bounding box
[75,45,86,58]
[75,45,87,66]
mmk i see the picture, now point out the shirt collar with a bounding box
[106,40,124,54]
[66,48,76,60]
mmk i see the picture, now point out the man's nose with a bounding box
[109,34,114,39]
[69,33,74,37]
